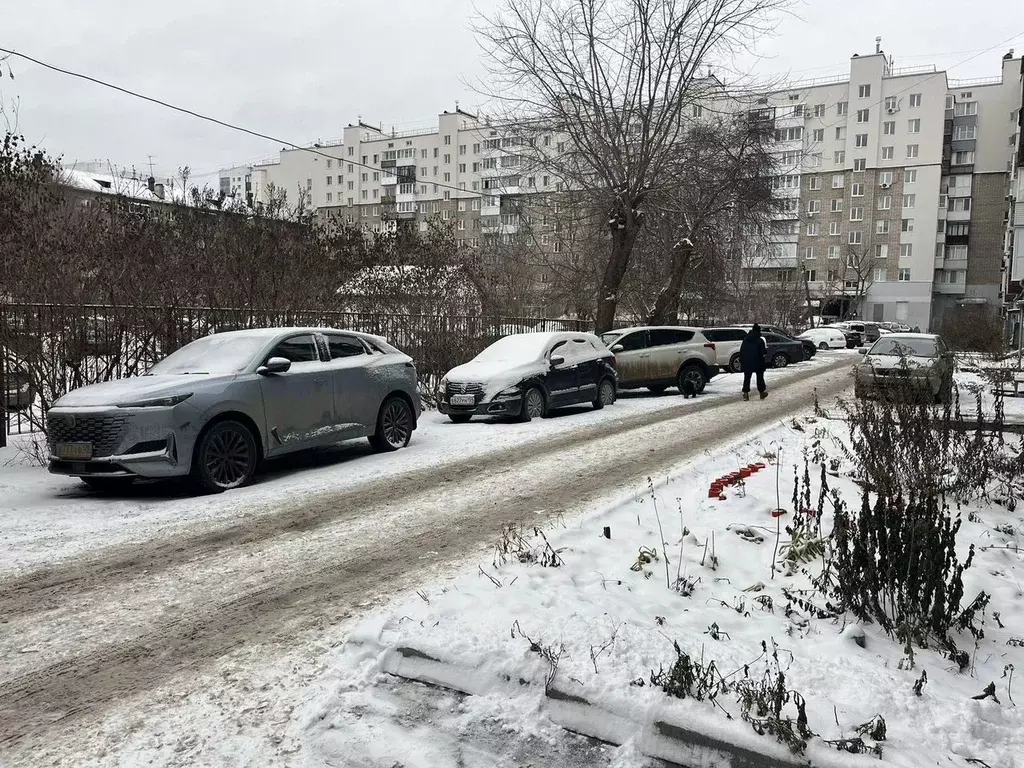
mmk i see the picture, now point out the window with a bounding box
[832,173,845,188]
[829,222,841,236]
[771,174,800,189]
[804,246,817,259]
[325,192,332,202]
[906,144,919,158]
[810,152,823,167]
[347,147,354,157]
[270,334,318,364]
[829,246,841,259]
[903,194,916,209]
[834,150,846,164]
[458,144,467,155]
[884,96,898,111]
[458,163,466,173]
[807,175,822,190]
[807,222,820,236]
[857,109,870,123]
[326,334,366,359]
[807,200,821,214]
[692,104,703,118]
[774,127,804,141]
[852,183,864,197]
[347,181,354,191]
[805,269,817,282]
[444,134,451,145]
[853,158,866,171]
[909,93,922,108]
[457,219,465,230]
[898,268,911,282]
[443,154,451,164]
[947,222,970,237]
[837,102,848,116]
[946,245,968,260]
[831,198,843,212]
[875,244,889,259]
[361,172,368,182]
[882,146,894,160]
[306,178,312,189]
[780,198,798,214]
[858,84,871,98]
[361,190,368,200]
[952,150,975,165]
[907,118,920,133]
[835,127,846,141]
[442,209,451,220]
[782,150,801,165]
[814,104,825,117]
[850,206,864,221]
[849,231,863,245]
[813,128,825,142]
[903,169,917,183]
[855,134,868,148]
[874,268,888,282]
[901,218,914,232]
[938,193,947,208]
[954,101,978,116]
[433,148,439,158]
[876,220,890,234]
[950,197,972,212]
[883,121,896,135]
[827,269,839,282]
[443,173,451,182]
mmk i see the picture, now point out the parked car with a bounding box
[600,326,718,394]
[45,328,421,493]
[833,321,880,345]
[438,331,616,423]
[702,327,748,373]
[825,323,863,348]
[731,324,815,362]
[854,333,955,402]
[798,327,848,350]
[763,332,806,368]
[4,364,34,411]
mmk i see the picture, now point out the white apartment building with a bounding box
[219,46,1024,329]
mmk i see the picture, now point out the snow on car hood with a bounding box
[444,359,547,401]
[862,355,935,371]
[52,374,231,408]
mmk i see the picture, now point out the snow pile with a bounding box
[325,415,1024,767]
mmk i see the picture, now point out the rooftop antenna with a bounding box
[875,36,882,54]
[147,155,157,178]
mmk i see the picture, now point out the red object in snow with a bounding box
[771,508,787,518]
[755,462,767,470]
[740,468,752,479]
[748,464,760,473]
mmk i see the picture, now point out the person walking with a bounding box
[739,323,768,401]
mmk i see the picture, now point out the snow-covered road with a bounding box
[0,355,854,764]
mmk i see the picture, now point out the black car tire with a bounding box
[370,396,414,452]
[593,377,616,410]
[81,476,136,493]
[193,419,259,493]
[519,386,546,422]
[729,354,743,374]
[818,342,829,350]
[678,364,707,394]
[448,413,472,424]
[772,353,790,369]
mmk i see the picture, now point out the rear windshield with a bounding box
[869,337,937,357]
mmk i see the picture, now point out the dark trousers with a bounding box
[742,370,766,394]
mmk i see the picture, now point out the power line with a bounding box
[0,45,489,199]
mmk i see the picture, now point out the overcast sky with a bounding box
[2,0,1022,185]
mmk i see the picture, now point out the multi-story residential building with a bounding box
[218,47,1023,329]
[218,164,253,203]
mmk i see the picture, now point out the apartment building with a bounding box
[219,47,1023,328]
[1006,60,1024,304]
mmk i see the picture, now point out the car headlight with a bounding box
[439,377,449,390]
[117,393,193,408]
[496,387,521,398]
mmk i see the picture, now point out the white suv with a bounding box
[701,328,749,373]
[600,326,718,394]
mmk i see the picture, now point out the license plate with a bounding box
[55,442,93,460]
[450,394,475,407]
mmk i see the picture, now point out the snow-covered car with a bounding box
[45,328,421,493]
[438,332,616,423]
[600,326,718,394]
[854,333,954,403]
[798,327,848,350]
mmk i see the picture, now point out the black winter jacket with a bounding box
[739,332,767,373]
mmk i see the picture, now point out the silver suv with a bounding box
[600,326,718,395]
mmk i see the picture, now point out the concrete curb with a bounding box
[376,645,894,768]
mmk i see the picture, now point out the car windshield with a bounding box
[474,334,554,364]
[149,333,270,374]
[600,332,622,347]
[869,337,937,358]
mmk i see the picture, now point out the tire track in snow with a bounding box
[0,365,852,747]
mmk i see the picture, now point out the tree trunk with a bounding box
[594,225,639,334]
[647,244,694,325]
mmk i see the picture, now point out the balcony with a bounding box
[934,281,967,295]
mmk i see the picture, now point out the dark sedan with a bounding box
[763,333,806,368]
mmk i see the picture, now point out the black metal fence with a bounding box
[1,303,590,439]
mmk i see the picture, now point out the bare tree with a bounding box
[475,0,788,332]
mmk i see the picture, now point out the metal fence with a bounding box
[1,303,590,439]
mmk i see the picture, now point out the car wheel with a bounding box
[729,354,743,373]
[647,385,668,395]
[593,378,616,410]
[81,476,135,494]
[772,353,790,369]
[519,386,546,422]
[193,420,258,493]
[678,364,706,394]
[370,396,414,452]
[448,413,472,424]
[818,342,829,350]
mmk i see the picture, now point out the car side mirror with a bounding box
[611,344,624,353]
[258,356,292,375]
[858,348,868,355]
[549,355,566,368]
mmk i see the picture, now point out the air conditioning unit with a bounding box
[887,107,899,115]
[880,182,892,189]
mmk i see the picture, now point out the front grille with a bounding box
[447,382,484,395]
[47,413,129,457]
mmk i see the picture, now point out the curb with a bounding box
[376,645,894,768]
